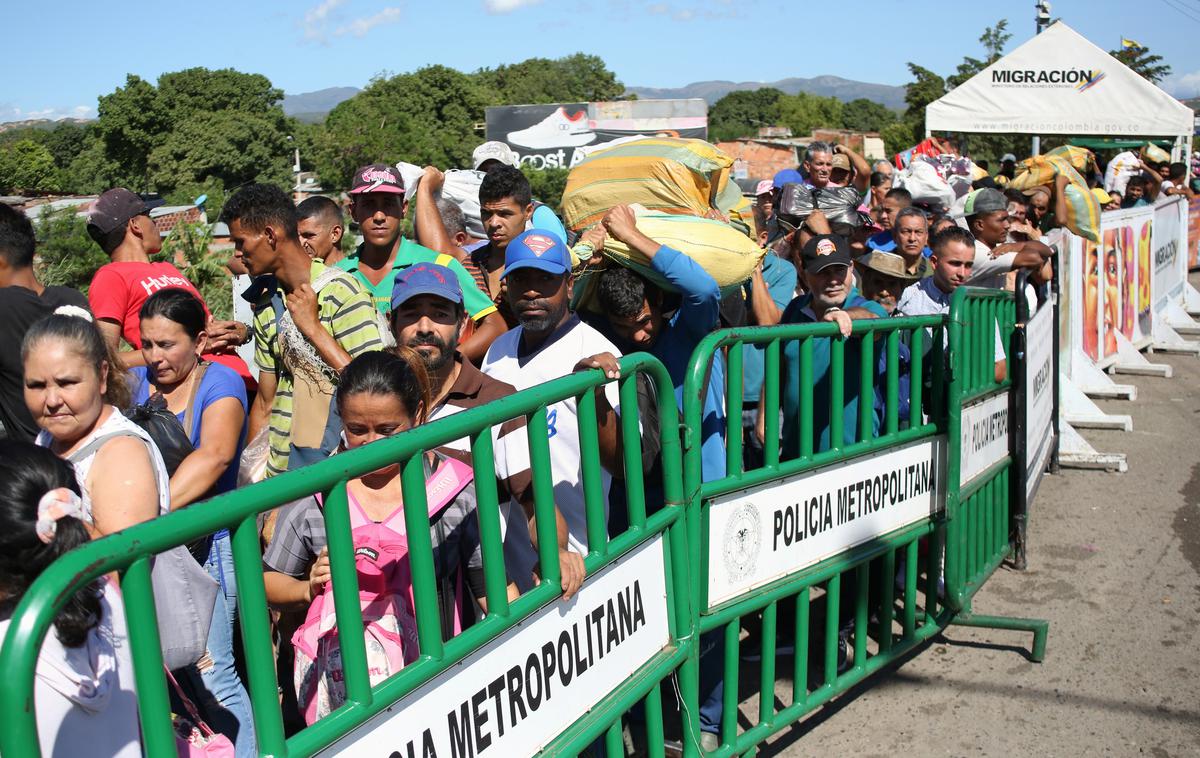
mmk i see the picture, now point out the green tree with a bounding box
[880,122,915,159]
[525,167,569,212]
[477,54,625,105]
[840,98,899,132]
[66,137,124,194]
[157,222,233,320]
[148,110,292,195]
[948,19,1012,88]
[95,75,169,189]
[708,88,785,142]
[1110,45,1172,84]
[902,64,947,143]
[157,68,284,119]
[0,140,62,193]
[777,92,844,137]
[34,207,108,294]
[315,65,489,191]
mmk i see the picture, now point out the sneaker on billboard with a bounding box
[507,106,595,149]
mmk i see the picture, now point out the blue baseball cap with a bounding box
[502,229,570,278]
[390,263,463,310]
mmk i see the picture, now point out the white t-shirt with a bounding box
[966,239,1018,291]
[481,316,622,557]
[0,579,141,757]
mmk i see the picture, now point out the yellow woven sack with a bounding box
[562,137,742,232]
[1046,145,1097,175]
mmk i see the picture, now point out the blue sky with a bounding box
[6,0,1200,122]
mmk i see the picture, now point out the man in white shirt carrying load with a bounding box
[961,188,1054,290]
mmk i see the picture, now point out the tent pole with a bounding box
[1032,136,1041,157]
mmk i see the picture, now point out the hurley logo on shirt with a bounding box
[140,274,193,296]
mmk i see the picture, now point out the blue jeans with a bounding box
[203,532,256,757]
[697,629,725,735]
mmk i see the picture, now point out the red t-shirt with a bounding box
[88,261,253,384]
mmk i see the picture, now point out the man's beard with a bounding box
[516,298,567,333]
[407,332,458,371]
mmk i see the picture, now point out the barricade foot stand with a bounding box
[1056,421,1128,472]
[1061,377,1133,432]
[1148,322,1200,357]
[1064,364,1136,401]
[1109,332,1172,378]
[948,611,1049,663]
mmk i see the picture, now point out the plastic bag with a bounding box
[776,184,869,231]
[894,160,954,211]
[397,162,488,240]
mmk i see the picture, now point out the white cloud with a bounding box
[1166,70,1200,98]
[335,6,403,36]
[303,0,346,42]
[0,103,96,124]
[483,0,542,12]
[647,2,669,13]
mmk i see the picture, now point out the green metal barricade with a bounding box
[943,287,1048,659]
[679,317,954,757]
[0,354,691,758]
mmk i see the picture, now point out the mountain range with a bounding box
[278,75,907,122]
[626,76,906,109]
[1,76,906,130]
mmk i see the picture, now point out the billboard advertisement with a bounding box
[485,98,707,170]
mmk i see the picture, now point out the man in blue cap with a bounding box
[390,262,585,600]
[480,229,630,581]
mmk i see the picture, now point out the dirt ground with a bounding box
[757,312,1200,756]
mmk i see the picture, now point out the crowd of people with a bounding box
[0,135,1170,755]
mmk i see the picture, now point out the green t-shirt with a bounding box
[336,238,497,320]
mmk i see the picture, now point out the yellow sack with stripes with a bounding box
[1045,145,1097,175]
[573,211,764,313]
[1010,156,1100,242]
[562,137,749,233]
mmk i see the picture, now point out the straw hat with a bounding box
[856,251,923,280]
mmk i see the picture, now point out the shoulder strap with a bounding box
[311,265,343,293]
[65,430,141,464]
[181,362,210,439]
[378,456,474,531]
[424,456,475,518]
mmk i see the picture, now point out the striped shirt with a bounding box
[253,261,383,477]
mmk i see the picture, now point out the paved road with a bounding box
[757,319,1200,756]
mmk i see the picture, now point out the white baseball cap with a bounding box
[472,141,519,170]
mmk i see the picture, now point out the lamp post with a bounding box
[1031,1,1052,156]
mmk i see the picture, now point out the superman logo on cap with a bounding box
[523,234,556,256]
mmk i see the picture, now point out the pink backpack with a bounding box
[292,456,474,724]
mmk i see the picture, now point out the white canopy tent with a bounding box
[925,22,1194,159]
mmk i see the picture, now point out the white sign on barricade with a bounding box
[319,536,671,757]
[1152,197,1186,311]
[959,392,1010,488]
[705,438,945,609]
[1024,303,1055,499]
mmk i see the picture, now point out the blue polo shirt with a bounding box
[779,288,888,457]
[867,229,932,258]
